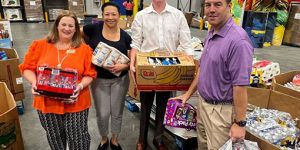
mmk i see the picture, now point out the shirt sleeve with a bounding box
[83,45,97,78]
[83,24,95,38]
[177,12,193,56]
[19,40,42,73]
[130,13,143,51]
[227,39,254,86]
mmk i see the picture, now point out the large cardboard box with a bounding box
[272,71,300,99]
[0,48,24,101]
[246,87,300,150]
[135,51,195,91]
[0,82,24,150]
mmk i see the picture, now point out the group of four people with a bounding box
[19,0,253,150]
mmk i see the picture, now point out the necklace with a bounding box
[57,47,71,68]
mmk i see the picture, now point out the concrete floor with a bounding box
[10,23,300,150]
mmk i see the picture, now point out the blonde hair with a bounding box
[46,10,82,48]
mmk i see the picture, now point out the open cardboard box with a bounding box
[246,87,300,150]
[0,48,24,101]
[135,51,195,91]
[272,71,300,99]
[0,82,24,149]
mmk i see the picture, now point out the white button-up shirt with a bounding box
[130,3,193,55]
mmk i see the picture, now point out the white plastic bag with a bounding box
[218,139,261,150]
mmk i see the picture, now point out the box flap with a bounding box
[0,48,18,59]
[268,90,300,128]
[273,70,300,84]
[247,87,270,108]
[0,82,16,116]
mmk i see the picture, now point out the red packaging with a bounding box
[36,66,78,99]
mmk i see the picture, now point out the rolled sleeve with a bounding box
[130,13,143,51]
[228,40,253,86]
[19,40,42,73]
[83,46,97,78]
[177,13,193,56]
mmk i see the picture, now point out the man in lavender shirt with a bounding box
[174,0,254,149]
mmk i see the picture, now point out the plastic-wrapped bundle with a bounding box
[163,99,197,130]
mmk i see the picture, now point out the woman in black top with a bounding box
[82,2,132,150]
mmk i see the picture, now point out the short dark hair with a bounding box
[226,0,231,4]
[101,2,120,14]
[46,10,81,48]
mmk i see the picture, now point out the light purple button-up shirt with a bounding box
[197,17,254,102]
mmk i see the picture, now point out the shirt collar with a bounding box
[209,17,234,38]
[146,3,172,14]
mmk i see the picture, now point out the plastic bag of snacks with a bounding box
[92,42,129,76]
[163,99,197,130]
[36,66,78,99]
[218,139,261,150]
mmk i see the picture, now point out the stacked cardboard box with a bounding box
[24,0,44,21]
[48,9,64,21]
[0,48,24,101]
[135,51,195,91]
[68,0,84,18]
[283,3,300,47]
[3,8,22,21]
[0,82,24,150]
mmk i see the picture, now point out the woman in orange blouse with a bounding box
[19,11,96,150]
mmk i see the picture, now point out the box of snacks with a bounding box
[246,87,300,150]
[135,51,195,91]
[272,71,300,99]
[36,66,77,99]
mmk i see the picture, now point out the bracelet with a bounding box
[78,83,84,90]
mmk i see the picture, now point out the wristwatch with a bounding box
[234,119,247,127]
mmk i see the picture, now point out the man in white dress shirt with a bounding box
[130,0,193,149]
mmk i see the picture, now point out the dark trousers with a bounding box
[37,109,90,150]
[138,91,171,143]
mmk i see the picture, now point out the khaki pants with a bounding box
[197,95,234,150]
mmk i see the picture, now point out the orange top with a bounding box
[19,39,97,114]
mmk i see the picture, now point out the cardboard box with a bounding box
[135,51,195,91]
[272,71,300,99]
[0,48,24,101]
[184,12,193,26]
[246,87,300,150]
[0,82,24,150]
[118,18,132,29]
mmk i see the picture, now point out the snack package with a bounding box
[36,66,78,99]
[163,99,197,130]
[92,42,129,76]
[293,74,300,86]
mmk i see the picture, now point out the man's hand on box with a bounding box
[129,65,137,87]
[169,93,190,106]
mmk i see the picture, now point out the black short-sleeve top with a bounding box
[83,22,132,79]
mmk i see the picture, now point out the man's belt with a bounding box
[204,99,233,105]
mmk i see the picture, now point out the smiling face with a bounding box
[103,6,120,28]
[57,16,76,41]
[204,0,231,30]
